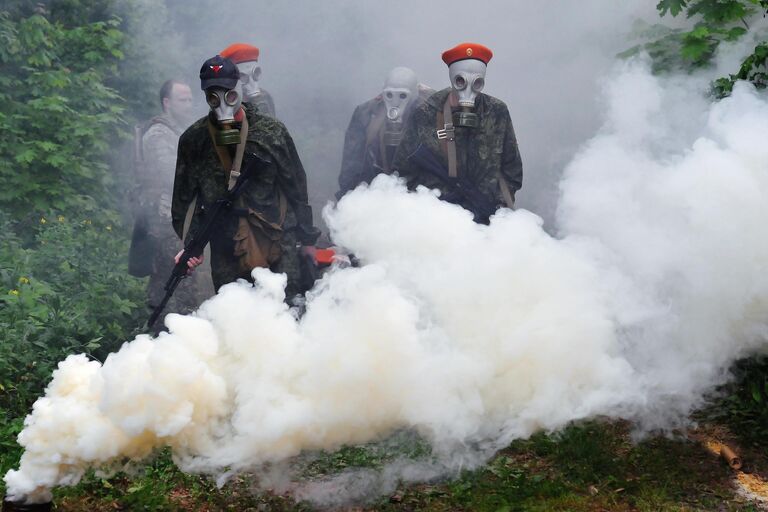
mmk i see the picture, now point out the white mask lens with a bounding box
[240,68,260,83]
[206,91,220,108]
[224,89,239,106]
[454,75,467,90]
[472,77,485,92]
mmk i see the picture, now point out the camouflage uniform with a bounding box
[138,114,204,316]
[337,87,433,198]
[391,88,523,215]
[171,102,318,296]
[249,88,276,118]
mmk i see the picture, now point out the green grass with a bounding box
[25,420,762,511]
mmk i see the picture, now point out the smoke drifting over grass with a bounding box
[559,61,768,428]
[5,58,768,506]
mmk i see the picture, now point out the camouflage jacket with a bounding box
[337,86,433,198]
[171,102,319,248]
[139,114,183,225]
[391,87,523,211]
[248,88,276,118]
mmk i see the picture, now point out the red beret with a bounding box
[220,43,260,64]
[441,43,493,66]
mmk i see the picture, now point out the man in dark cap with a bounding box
[171,55,318,298]
[392,43,522,223]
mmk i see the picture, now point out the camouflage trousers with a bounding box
[209,228,304,299]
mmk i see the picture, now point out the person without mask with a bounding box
[130,79,205,325]
[336,67,433,198]
[220,43,277,118]
[171,55,319,297]
[391,43,522,223]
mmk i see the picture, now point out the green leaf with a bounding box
[725,26,748,41]
[658,0,688,16]
[686,0,752,24]
[688,25,711,38]
[681,28,717,62]
[14,148,36,164]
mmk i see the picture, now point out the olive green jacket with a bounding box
[392,88,523,210]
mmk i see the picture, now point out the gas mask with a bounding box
[236,60,263,100]
[381,67,418,146]
[205,84,243,145]
[448,59,486,128]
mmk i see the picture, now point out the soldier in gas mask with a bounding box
[392,43,522,223]
[337,67,433,198]
[171,55,318,297]
[220,43,277,118]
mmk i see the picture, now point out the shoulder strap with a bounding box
[228,115,249,190]
[377,121,391,172]
[496,170,515,208]
[185,111,250,241]
[436,93,458,178]
[206,110,249,191]
[181,195,198,241]
[133,124,144,166]
[365,103,387,148]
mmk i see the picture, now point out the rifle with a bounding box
[406,144,498,224]
[147,153,269,328]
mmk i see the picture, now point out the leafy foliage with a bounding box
[713,41,768,95]
[622,0,768,93]
[0,211,144,481]
[0,10,126,218]
[0,1,158,483]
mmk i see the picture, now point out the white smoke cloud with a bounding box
[558,60,768,427]
[4,177,637,503]
[6,46,768,512]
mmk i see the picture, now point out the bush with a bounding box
[0,210,145,483]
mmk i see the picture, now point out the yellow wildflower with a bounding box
[40,217,46,224]
[9,289,19,296]
[106,225,112,231]
[19,277,29,285]
[86,219,92,225]
[57,215,65,222]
